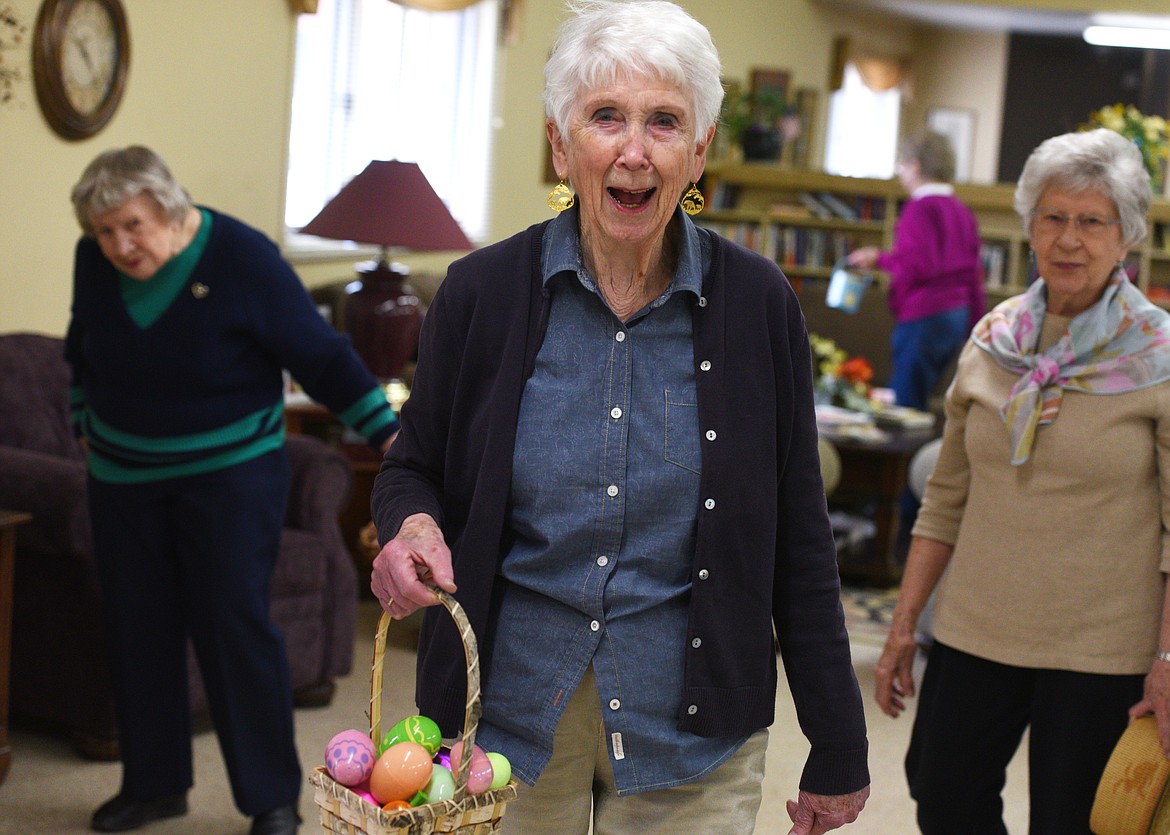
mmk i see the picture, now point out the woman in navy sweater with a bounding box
[66,146,397,835]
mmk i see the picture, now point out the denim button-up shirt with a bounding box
[476,208,748,794]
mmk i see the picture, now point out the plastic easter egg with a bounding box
[381,799,412,813]
[486,752,512,790]
[379,715,443,755]
[369,741,434,804]
[411,763,455,805]
[325,729,378,787]
[352,782,379,806]
[450,740,494,796]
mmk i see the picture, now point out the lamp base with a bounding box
[343,261,422,382]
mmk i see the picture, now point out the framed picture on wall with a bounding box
[927,106,975,183]
[749,67,790,118]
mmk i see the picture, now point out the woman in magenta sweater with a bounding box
[848,131,985,410]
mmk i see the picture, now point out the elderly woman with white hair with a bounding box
[67,145,398,835]
[368,1,869,832]
[876,127,1170,833]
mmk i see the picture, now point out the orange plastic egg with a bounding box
[369,742,434,804]
[381,799,412,813]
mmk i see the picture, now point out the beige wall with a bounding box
[1,0,1002,338]
[908,28,1010,183]
[1,0,296,336]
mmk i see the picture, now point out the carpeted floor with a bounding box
[841,584,899,647]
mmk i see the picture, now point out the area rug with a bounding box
[841,584,899,647]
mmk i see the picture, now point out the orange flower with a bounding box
[839,356,873,386]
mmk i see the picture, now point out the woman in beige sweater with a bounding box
[875,128,1170,834]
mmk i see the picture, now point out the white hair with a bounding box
[1014,128,1151,248]
[543,0,724,149]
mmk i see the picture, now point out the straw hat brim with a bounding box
[1091,716,1170,835]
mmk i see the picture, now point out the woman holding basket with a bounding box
[369,1,869,833]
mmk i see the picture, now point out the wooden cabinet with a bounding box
[700,163,1170,305]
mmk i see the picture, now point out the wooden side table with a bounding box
[824,426,939,588]
[0,509,31,785]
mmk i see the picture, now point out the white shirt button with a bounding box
[698,569,709,580]
[597,555,608,567]
[704,498,716,510]
[700,360,712,372]
[609,698,621,711]
[698,296,708,307]
[615,331,626,343]
[691,637,702,649]
[590,620,600,632]
[607,485,619,497]
[687,704,698,715]
[705,430,716,441]
[610,406,622,420]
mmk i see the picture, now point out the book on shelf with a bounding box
[980,243,1006,289]
[816,191,860,221]
[797,192,834,219]
[769,201,813,220]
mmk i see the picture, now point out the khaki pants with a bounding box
[502,666,768,834]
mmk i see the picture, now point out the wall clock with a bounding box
[32,0,130,140]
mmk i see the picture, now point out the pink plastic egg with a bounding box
[370,742,434,804]
[325,729,378,787]
[450,740,494,796]
[351,781,378,806]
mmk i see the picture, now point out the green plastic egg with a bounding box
[379,715,442,756]
[486,752,511,790]
[413,763,455,805]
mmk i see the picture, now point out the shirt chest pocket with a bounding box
[664,391,701,475]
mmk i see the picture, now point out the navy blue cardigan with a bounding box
[372,221,869,796]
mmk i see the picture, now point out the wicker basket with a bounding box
[310,589,518,834]
[1090,715,1170,835]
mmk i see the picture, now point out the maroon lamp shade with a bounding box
[299,161,473,381]
[299,160,473,252]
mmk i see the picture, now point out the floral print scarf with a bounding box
[971,269,1170,465]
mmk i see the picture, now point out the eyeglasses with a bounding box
[1031,209,1122,238]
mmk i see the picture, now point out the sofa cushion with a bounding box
[0,333,79,460]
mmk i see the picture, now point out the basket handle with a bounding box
[368,588,482,803]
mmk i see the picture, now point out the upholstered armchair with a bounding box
[0,332,359,759]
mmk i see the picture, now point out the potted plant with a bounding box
[725,90,791,161]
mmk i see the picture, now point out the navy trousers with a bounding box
[87,449,300,815]
[906,642,1143,834]
[889,307,970,411]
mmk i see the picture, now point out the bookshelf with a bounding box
[699,162,1170,306]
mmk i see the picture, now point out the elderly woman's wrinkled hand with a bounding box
[874,621,919,718]
[370,513,456,619]
[1130,659,1170,756]
[785,786,869,835]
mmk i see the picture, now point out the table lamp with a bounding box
[299,160,474,381]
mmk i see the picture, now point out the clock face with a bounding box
[32,0,129,140]
[60,0,118,116]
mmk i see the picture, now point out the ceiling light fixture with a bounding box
[1084,25,1170,49]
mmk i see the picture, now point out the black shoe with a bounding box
[250,804,301,835]
[91,793,188,832]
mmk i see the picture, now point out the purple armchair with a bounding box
[0,332,359,759]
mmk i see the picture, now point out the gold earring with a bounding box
[547,180,575,213]
[681,183,704,216]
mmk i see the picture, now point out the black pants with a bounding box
[906,642,1143,835]
[87,449,299,815]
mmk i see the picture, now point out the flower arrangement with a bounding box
[1083,104,1170,188]
[810,334,874,412]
